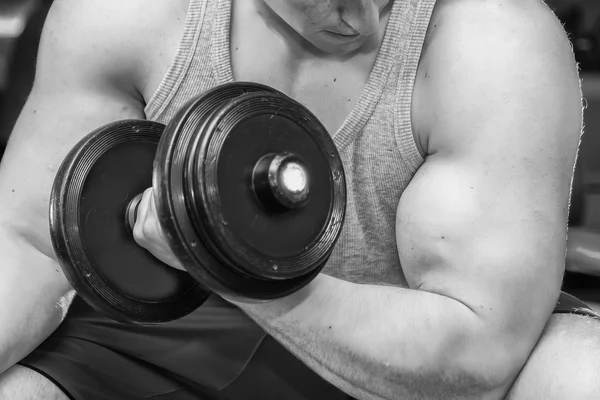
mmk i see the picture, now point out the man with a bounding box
[0,0,596,399]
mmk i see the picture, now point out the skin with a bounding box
[0,0,595,399]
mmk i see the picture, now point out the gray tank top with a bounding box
[145,0,437,286]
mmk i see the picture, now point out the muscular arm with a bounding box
[0,0,146,373]
[235,1,583,399]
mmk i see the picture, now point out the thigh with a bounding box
[0,365,70,400]
[19,334,203,400]
[19,295,265,399]
[506,313,600,400]
[19,294,347,400]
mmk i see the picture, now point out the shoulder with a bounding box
[422,0,571,58]
[412,0,582,155]
[40,0,189,93]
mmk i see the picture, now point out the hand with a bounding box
[132,187,185,271]
[131,188,297,305]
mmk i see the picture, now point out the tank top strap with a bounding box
[144,0,213,120]
[393,0,437,173]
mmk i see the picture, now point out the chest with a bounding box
[228,5,382,136]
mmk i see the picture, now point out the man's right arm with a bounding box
[0,0,147,373]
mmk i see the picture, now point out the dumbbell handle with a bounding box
[125,193,144,234]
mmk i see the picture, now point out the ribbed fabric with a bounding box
[145,0,437,286]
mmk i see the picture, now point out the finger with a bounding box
[147,188,157,218]
[145,189,167,242]
[133,187,153,241]
[146,189,167,240]
[132,188,185,271]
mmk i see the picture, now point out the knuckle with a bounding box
[141,221,155,238]
[132,223,146,244]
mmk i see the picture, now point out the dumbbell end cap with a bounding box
[253,153,310,211]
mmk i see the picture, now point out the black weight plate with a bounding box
[154,82,346,300]
[50,120,211,324]
[196,92,346,280]
[154,83,281,298]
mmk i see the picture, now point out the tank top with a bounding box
[144,0,437,286]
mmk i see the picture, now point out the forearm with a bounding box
[236,275,515,400]
[0,228,72,374]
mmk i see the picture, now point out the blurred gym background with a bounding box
[0,0,599,310]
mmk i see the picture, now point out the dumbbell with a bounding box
[50,82,347,324]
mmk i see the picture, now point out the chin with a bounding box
[308,35,369,56]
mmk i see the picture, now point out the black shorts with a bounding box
[19,295,349,400]
[18,292,599,400]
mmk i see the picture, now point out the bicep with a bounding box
[0,0,145,256]
[397,152,567,323]
[397,0,582,342]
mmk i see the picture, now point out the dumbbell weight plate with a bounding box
[50,120,211,324]
[154,82,347,300]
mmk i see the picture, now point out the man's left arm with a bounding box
[232,2,583,400]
